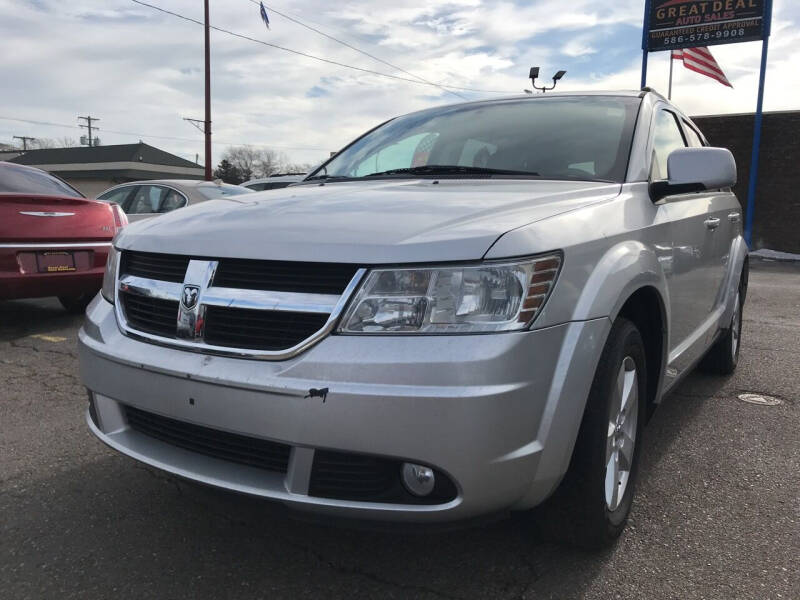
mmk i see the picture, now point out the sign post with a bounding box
[641,0,773,247]
[744,0,773,246]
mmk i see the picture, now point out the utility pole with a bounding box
[13,136,35,150]
[203,0,212,180]
[78,115,100,146]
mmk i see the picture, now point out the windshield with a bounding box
[312,96,640,183]
[196,183,255,199]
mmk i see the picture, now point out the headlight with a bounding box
[338,254,561,334]
[101,246,119,304]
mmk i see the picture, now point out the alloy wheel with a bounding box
[604,356,638,511]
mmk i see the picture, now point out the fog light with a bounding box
[401,463,435,496]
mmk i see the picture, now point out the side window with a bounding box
[682,121,705,147]
[651,109,687,181]
[125,185,162,215]
[158,188,186,213]
[97,186,134,205]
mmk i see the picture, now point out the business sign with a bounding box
[645,0,767,52]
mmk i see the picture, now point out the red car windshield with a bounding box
[0,163,84,198]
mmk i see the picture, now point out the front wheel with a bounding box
[533,317,647,549]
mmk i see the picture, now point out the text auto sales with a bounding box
[656,0,759,26]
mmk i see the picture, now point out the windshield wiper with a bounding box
[364,165,540,178]
[304,173,349,181]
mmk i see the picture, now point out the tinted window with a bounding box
[682,121,705,147]
[159,188,186,212]
[313,96,641,183]
[97,186,135,205]
[651,110,687,180]
[125,185,163,214]
[0,163,84,197]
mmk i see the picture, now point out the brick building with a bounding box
[692,111,800,253]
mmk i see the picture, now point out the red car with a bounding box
[0,161,127,312]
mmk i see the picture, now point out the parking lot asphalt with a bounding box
[1,260,798,600]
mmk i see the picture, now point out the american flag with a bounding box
[259,2,270,30]
[671,47,732,88]
[411,133,438,167]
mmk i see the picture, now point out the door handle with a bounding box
[728,212,741,223]
[704,217,721,230]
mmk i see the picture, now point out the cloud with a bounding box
[0,0,797,168]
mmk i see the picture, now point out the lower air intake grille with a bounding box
[120,292,178,338]
[125,406,291,474]
[203,306,329,351]
[309,450,458,505]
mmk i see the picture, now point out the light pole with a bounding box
[529,68,567,93]
[203,0,212,181]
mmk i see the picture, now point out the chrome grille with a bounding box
[215,257,359,295]
[203,306,329,351]
[116,250,365,359]
[120,292,179,338]
[122,251,190,283]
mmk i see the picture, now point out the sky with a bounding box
[0,0,798,168]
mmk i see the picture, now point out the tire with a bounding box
[58,293,93,314]
[699,277,744,375]
[532,317,647,549]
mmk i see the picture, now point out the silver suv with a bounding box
[79,90,747,548]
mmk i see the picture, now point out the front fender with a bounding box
[572,240,670,325]
[513,242,670,507]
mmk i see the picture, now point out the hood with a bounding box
[115,179,620,263]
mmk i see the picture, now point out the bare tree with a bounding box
[56,136,78,148]
[219,146,296,179]
[257,149,288,177]
[30,138,56,149]
[222,146,259,181]
[283,162,315,174]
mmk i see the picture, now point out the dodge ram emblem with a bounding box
[181,285,200,310]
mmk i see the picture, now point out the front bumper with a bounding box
[79,295,609,522]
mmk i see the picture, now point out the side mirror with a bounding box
[649,147,736,202]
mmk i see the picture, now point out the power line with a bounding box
[129,0,516,94]
[247,0,467,100]
[0,115,328,151]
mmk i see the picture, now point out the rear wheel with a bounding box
[533,318,647,549]
[699,278,744,375]
[58,293,93,314]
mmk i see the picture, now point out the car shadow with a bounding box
[0,297,83,342]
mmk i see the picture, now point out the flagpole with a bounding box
[203,0,212,181]
[668,53,674,100]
